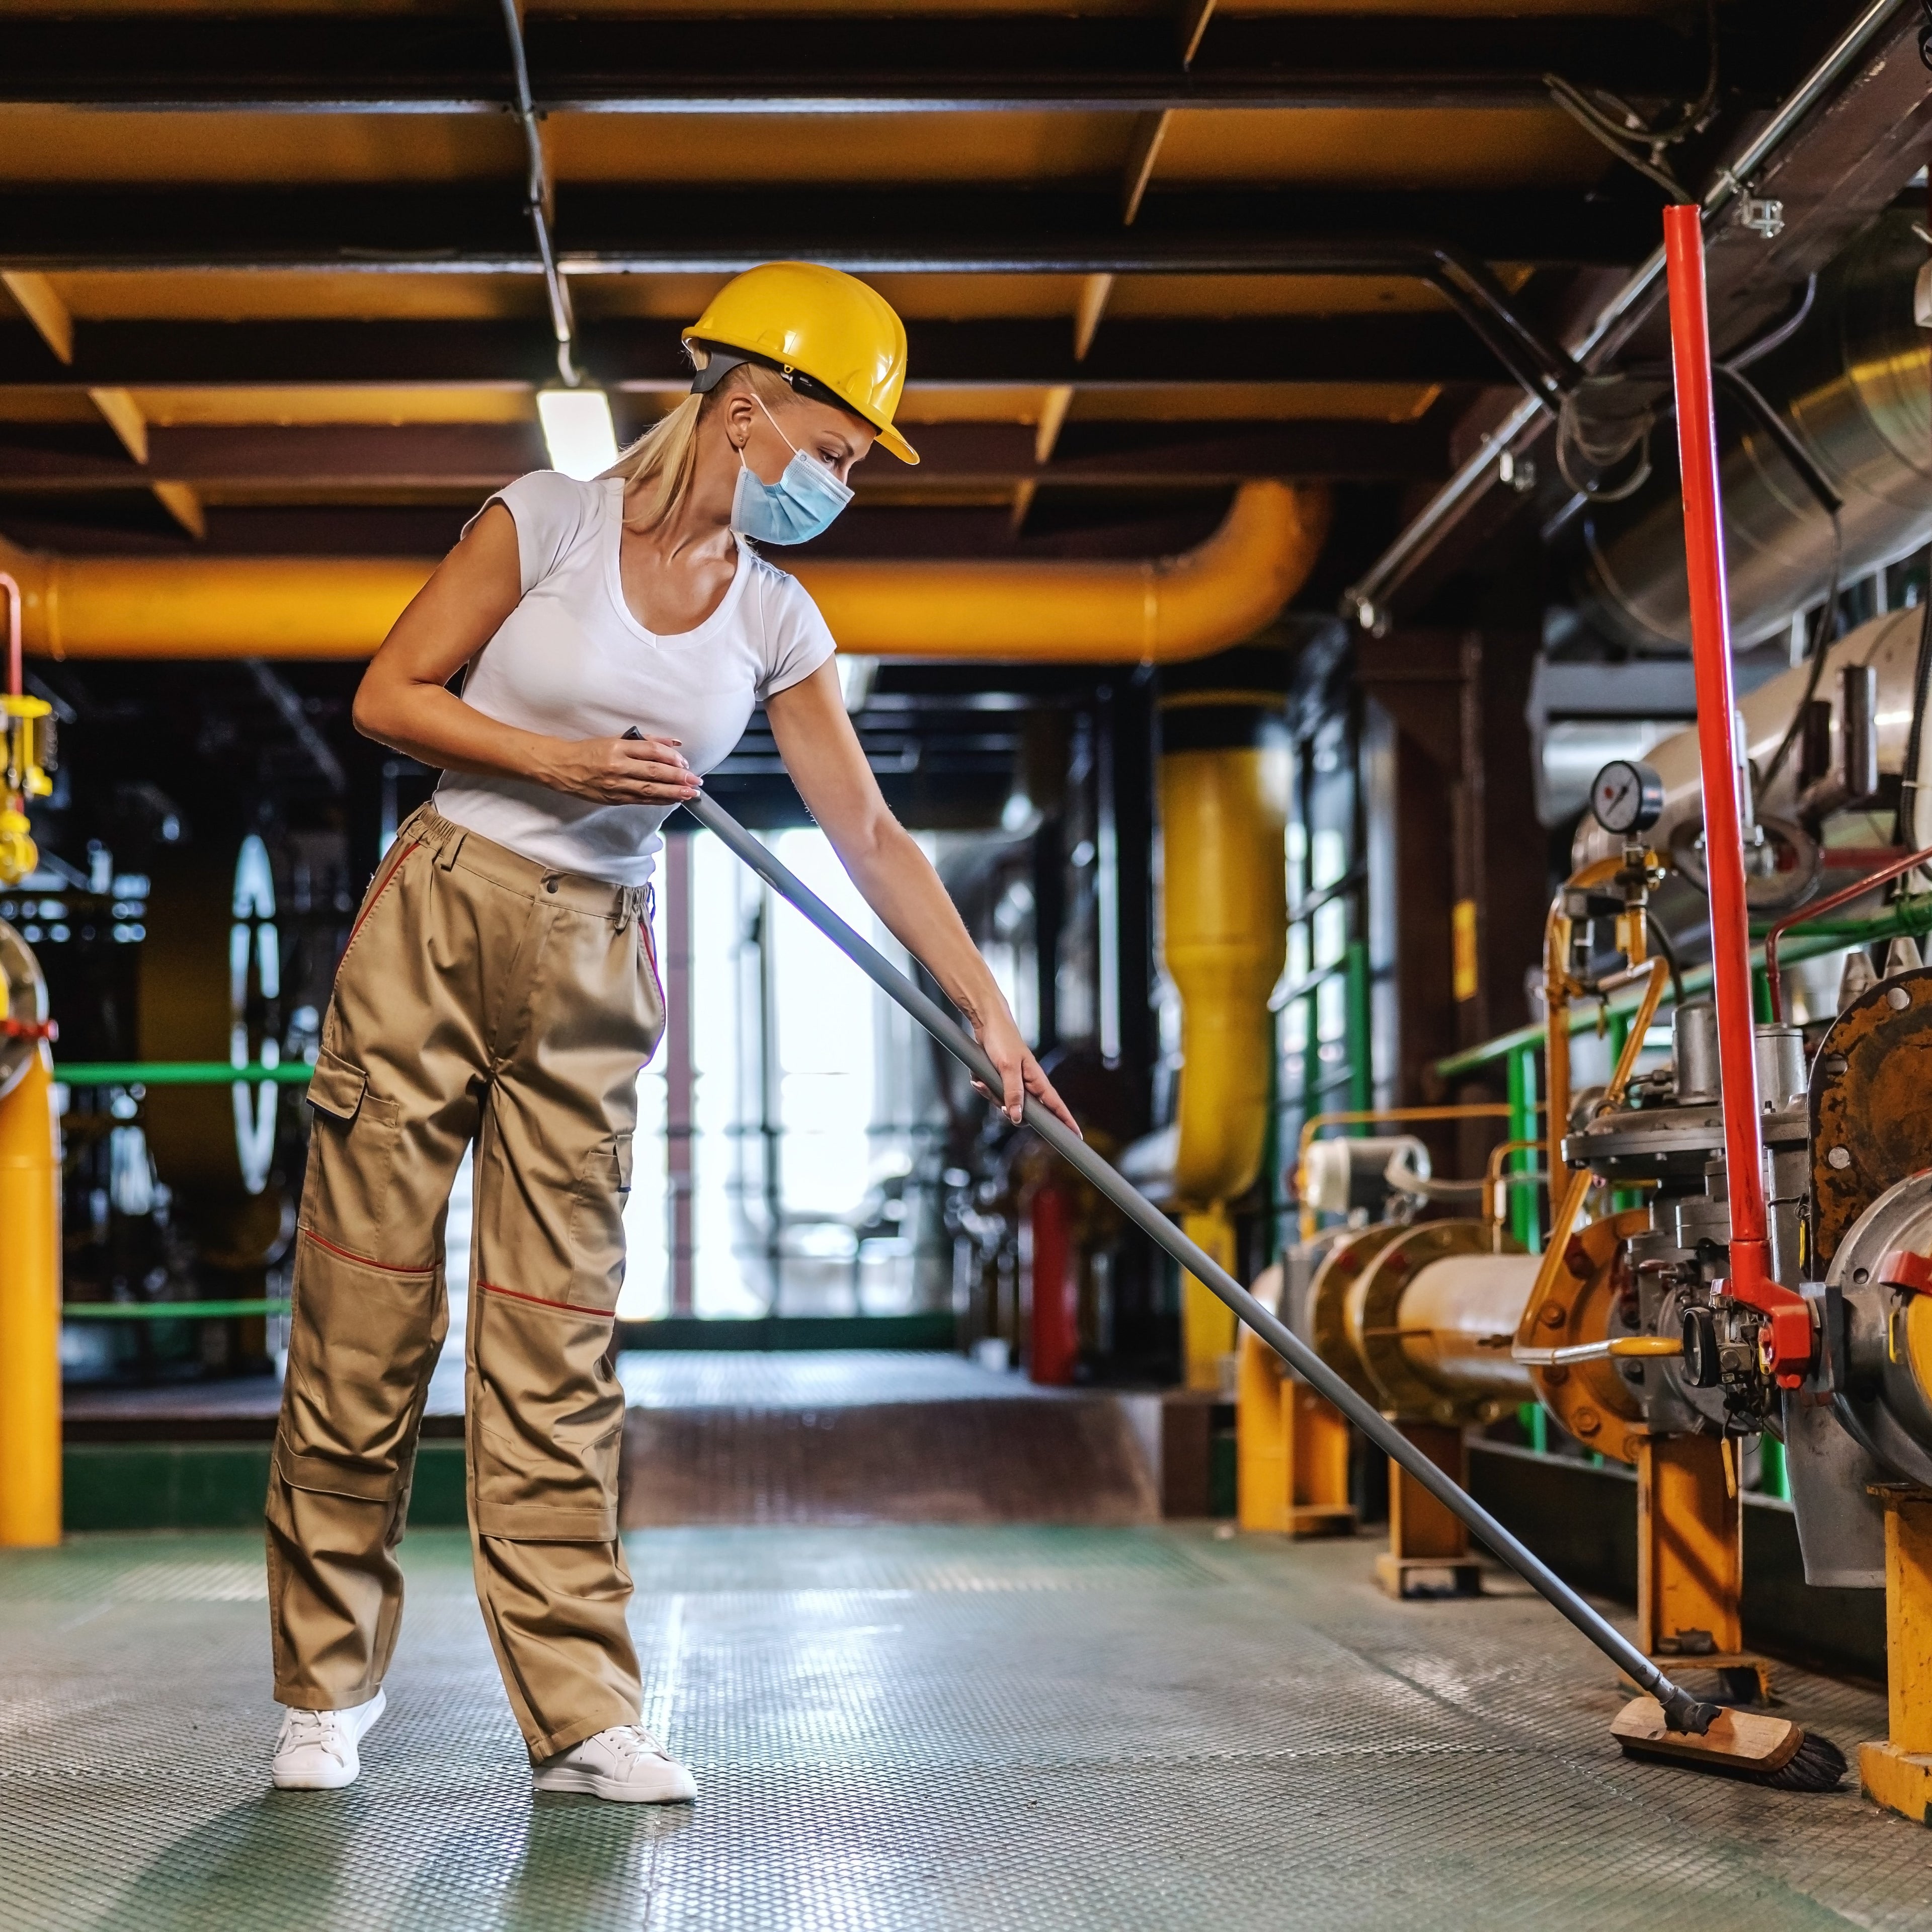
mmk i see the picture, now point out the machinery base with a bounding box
[1859,1741,1932,1824]
[1620,1652,1775,1707]
[1376,1553,1483,1599]
[1290,1504,1357,1538]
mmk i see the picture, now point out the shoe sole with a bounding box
[531,1764,697,1804]
[271,1688,386,1792]
[272,1763,359,1792]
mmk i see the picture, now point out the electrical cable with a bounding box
[1726,274,1818,371]
[1759,509,1844,795]
[498,0,581,387]
[1545,77,1688,198]
[1542,0,1719,199]
[1647,917,1687,1011]
[1555,377,1658,502]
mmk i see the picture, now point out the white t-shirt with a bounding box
[433,469,836,885]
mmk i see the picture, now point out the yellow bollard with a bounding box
[0,1045,61,1545]
[1859,1488,1932,1822]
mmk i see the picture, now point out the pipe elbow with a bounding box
[1144,481,1332,661]
[796,480,1330,663]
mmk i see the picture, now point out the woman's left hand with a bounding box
[970,1007,1081,1136]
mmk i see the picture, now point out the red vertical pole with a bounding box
[1028,1182,1079,1386]
[1662,205,1809,1379]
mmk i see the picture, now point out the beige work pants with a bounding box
[266,804,663,1760]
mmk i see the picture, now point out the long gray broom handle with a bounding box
[682,787,1709,1731]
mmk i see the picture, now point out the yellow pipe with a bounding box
[1159,715,1287,1389]
[805,481,1329,661]
[1,481,1329,666]
[1484,1136,1545,1246]
[0,1045,61,1546]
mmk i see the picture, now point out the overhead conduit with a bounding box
[0,481,1327,666]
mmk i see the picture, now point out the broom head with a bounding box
[1612,1695,1845,1790]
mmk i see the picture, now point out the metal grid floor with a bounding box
[4,1524,1928,1930]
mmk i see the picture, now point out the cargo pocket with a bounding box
[566,1133,632,1310]
[276,1224,445,1512]
[301,1044,404,1257]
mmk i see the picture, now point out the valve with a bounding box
[1682,1305,1722,1389]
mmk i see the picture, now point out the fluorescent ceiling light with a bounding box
[537,385,619,481]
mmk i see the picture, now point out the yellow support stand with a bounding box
[0,1044,61,1546]
[1635,1433,1772,1702]
[1377,1421,1481,1597]
[1236,1324,1355,1537]
[1860,1487,1932,1823]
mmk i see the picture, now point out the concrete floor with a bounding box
[4,1524,1927,1931]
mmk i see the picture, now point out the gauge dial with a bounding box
[1590,759,1664,836]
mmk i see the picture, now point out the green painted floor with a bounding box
[3,1524,1927,1930]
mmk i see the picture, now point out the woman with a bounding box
[265,262,1076,1803]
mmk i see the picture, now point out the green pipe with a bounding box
[61,1300,289,1320]
[52,1062,315,1087]
[1506,1042,1541,1248]
[1343,937,1372,1117]
[1434,909,1931,1081]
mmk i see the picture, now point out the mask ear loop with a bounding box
[732,390,799,491]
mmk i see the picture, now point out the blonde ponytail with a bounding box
[607,362,795,532]
[608,392,705,532]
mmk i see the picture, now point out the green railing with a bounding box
[61,1300,288,1320]
[53,1061,315,1086]
[1434,906,1932,1082]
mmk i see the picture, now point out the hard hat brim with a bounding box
[875,421,919,466]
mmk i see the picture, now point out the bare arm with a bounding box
[765,661,1076,1132]
[351,504,697,806]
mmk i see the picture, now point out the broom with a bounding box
[680,785,1844,1792]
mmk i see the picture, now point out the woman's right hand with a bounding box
[540,735,702,804]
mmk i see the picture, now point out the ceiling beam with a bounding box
[0,185,1658,276]
[0,13,1713,113]
[0,418,1446,490]
[0,313,1512,390]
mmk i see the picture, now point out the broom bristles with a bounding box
[1762,1731,1847,1793]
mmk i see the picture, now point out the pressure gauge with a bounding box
[1589,758,1664,836]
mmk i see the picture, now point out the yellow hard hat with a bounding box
[684,262,918,465]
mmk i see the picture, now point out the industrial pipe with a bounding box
[1373,1249,1541,1409]
[1157,695,1288,1388]
[1663,205,1809,1381]
[1345,0,1919,631]
[1571,610,1931,875]
[0,481,1328,666]
[1582,212,1929,654]
[0,926,60,1548]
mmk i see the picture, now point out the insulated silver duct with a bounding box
[1578,211,1929,652]
[1572,607,1929,871]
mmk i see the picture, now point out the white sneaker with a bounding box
[532,1724,697,1804]
[270,1689,387,1791]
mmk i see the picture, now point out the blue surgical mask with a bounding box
[730,397,854,545]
